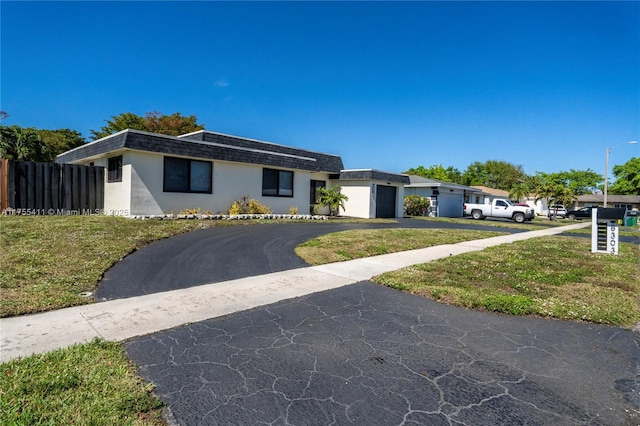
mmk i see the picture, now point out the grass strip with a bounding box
[0,215,239,317]
[408,215,569,230]
[374,236,640,327]
[0,339,165,425]
[295,228,506,265]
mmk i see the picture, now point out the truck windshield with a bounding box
[504,200,515,206]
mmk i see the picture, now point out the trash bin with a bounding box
[625,215,638,227]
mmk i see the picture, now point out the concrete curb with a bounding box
[0,222,590,362]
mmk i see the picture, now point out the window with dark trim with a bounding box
[108,156,122,182]
[163,156,212,193]
[262,168,294,197]
[310,180,326,204]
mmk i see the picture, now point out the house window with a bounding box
[108,156,122,182]
[163,156,212,193]
[310,180,326,204]
[614,204,632,210]
[262,168,293,197]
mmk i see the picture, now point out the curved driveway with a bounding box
[97,219,526,300]
[111,219,640,425]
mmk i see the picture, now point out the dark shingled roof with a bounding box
[56,129,344,173]
[333,169,410,185]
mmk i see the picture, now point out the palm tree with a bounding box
[316,186,349,216]
[509,182,530,203]
[535,183,576,220]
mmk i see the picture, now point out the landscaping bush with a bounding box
[404,195,430,216]
[228,195,272,215]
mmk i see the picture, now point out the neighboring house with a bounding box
[405,176,483,217]
[470,186,510,202]
[576,194,640,211]
[55,129,407,218]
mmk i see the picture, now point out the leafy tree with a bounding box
[534,169,602,195]
[0,125,48,161]
[461,160,526,190]
[90,111,205,140]
[609,157,640,195]
[36,129,85,161]
[144,111,204,136]
[316,185,349,216]
[0,125,86,162]
[403,164,462,183]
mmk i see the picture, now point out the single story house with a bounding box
[576,194,640,211]
[405,176,483,217]
[55,129,408,219]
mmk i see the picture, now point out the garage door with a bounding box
[438,193,464,217]
[376,185,397,218]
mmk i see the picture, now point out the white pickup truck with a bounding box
[464,199,535,223]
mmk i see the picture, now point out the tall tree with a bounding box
[461,160,526,190]
[90,111,205,140]
[0,125,48,161]
[509,182,530,203]
[534,183,573,220]
[403,164,462,183]
[143,111,204,136]
[0,125,86,162]
[609,157,640,195]
[36,129,85,161]
[535,169,602,195]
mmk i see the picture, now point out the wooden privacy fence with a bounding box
[0,159,104,214]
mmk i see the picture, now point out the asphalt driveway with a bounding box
[97,219,526,300]
[126,282,639,425]
[116,220,640,425]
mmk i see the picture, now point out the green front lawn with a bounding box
[295,228,506,265]
[374,236,640,327]
[0,339,165,425]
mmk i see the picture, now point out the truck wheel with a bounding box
[567,214,576,220]
[513,213,525,223]
[471,210,483,220]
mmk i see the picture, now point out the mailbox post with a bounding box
[591,207,627,255]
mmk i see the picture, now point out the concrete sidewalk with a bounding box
[0,223,590,363]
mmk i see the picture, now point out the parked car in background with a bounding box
[566,207,594,220]
[548,205,567,218]
[464,198,535,223]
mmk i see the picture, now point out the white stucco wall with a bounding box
[90,151,330,216]
[339,182,374,218]
[95,152,133,216]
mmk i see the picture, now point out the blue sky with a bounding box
[2,1,638,177]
